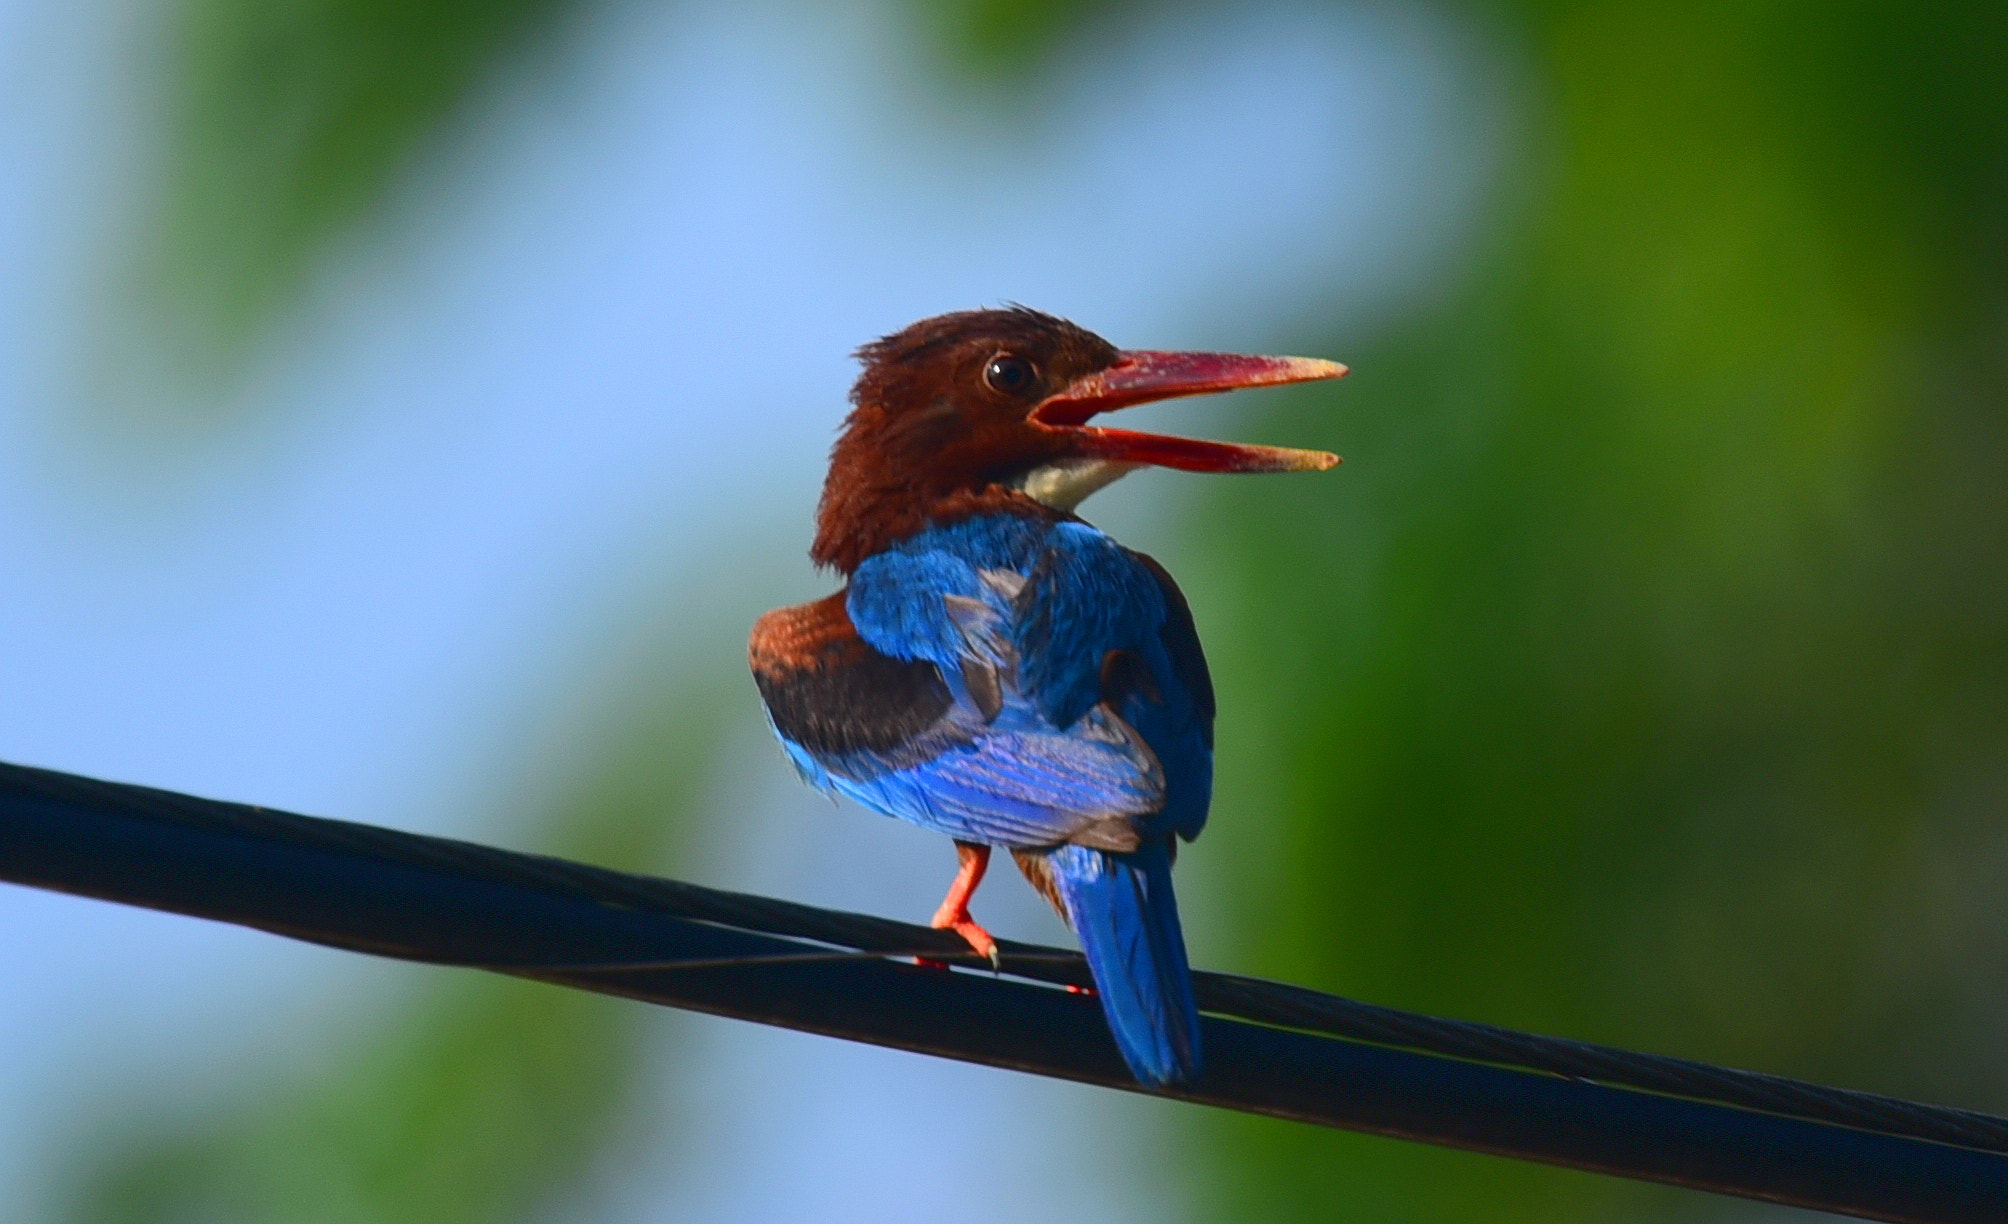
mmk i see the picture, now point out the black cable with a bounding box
[1,759,2003,1223]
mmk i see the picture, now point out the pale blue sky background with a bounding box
[0,1,1499,1218]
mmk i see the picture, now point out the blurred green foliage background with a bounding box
[1192,3,2008,1217]
[41,0,2008,1220]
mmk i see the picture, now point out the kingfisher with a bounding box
[748,308,1345,1085]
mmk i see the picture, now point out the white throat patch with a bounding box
[1016,459,1143,513]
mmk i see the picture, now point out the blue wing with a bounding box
[750,515,1211,851]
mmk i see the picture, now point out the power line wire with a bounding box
[1,760,2003,1223]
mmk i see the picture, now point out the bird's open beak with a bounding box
[1030,349,1347,473]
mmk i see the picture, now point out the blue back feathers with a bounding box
[757,511,1211,1083]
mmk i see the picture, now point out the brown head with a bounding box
[811,307,1346,572]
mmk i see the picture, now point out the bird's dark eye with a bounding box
[983,354,1037,396]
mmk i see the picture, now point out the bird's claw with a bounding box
[932,913,1000,969]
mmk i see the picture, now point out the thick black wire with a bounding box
[4,759,2008,1224]
[16,759,1991,1154]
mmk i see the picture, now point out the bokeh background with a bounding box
[2,0,2003,1220]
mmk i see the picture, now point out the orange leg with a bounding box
[928,840,1000,967]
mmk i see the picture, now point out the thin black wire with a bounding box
[5,759,2008,1224]
[575,935,2008,1159]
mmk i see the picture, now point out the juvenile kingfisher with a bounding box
[748,308,1345,1085]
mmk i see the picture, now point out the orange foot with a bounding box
[923,841,1001,969]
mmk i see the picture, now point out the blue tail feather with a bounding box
[1046,840,1201,1086]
